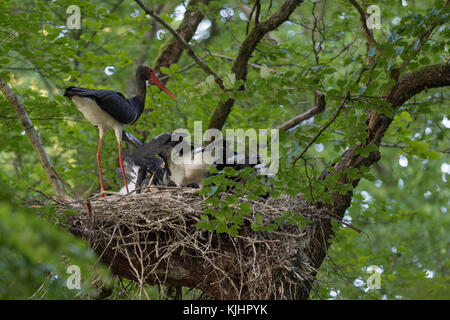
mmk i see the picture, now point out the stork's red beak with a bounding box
[149,72,178,101]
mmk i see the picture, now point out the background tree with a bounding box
[0,0,448,299]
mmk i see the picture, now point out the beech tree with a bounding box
[0,0,449,299]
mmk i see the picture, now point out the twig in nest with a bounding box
[85,199,92,220]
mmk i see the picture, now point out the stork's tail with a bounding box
[64,86,75,98]
[64,86,89,98]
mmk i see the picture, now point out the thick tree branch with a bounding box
[232,0,304,81]
[302,63,450,296]
[135,0,224,89]
[333,63,450,209]
[208,0,304,130]
[387,63,450,106]
[151,0,209,79]
[240,4,281,44]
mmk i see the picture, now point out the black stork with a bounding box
[120,132,271,190]
[116,133,175,194]
[64,66,177,195]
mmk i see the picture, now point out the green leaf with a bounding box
[223,73,236,89]
[160,13,173,23]
[240,202,252,215]
[205,75,215,88]
[260,64,271,79]
[160,67,171,74]
[169,63,180,74]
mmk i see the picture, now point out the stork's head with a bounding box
[137,66,178,101]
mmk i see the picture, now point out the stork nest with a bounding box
[63,187,321,299]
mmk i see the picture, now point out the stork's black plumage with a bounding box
[119,132,271,191]
[64,66,177,196]
[117,156,171,194]
[64,88,142,125]
[117,133,175,193]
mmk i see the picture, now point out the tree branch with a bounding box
[135,0,224,89]
[151,0,209,79]
[321,63,450,213]
[278,91,326,132]
[240,4,280,44]
[0,32,17,47]
[388,63,450,106]
[231,0,303,82]
[348,0,376,46]
[208,0,304,130]
[304,63,450,294]
[398,1,448,72]
[126,3,165,95]
[207,53,280,74]
[0,78,68,199]
[380,143,450,154]
[158,52,280,83]
[292,92,350,166]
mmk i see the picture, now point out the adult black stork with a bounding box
[64,66,177,195]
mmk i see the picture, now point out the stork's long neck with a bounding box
[133,75,147,116]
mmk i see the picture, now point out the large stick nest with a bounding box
[63,188,320,299]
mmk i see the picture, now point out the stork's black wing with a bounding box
[64,87,137,124]
[128,132,174,164]
[117,133,177,189]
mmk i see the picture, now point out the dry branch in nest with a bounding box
[62,188,324,300]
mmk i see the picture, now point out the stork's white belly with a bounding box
[71,96,123,131]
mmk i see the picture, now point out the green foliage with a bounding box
[0,0,448,300]
[0,182,111,299]
[197,167,273,236]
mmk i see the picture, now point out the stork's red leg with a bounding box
[118,141,129,194]
[97,135,106,197]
